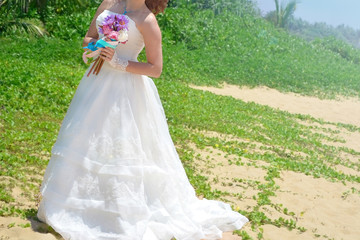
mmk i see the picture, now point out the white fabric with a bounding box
[37,9,248,240]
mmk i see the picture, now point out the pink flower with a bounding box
[102,25,112,35]
[108,31,119,41]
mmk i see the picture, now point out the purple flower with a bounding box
[113,22,120,31]
[98,26,104,34]
[115,14,129,30]
[103,15,115,25]
[98,14,129,36]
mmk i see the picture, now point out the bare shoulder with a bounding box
[137,10,160,33]
[143,12,158,25]
[96,0,114,13]
[101,0,114,8]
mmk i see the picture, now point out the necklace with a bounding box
[110,0,132,14]
[123,5,131,14]
[124,1,138,15]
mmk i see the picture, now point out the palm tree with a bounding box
[0,0,89,37]
[274,0,298,28]
[0,0,48,36]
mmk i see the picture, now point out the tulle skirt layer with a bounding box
[37,63,248,240]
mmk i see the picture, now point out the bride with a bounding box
[37,0,249,239]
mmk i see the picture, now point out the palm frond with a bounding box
[274,0,280,25]
[281,0,297,27]
[0,0,9,8]
[1,19,47,37]
[273,0,298,27]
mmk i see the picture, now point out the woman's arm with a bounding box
[127,14,163,78]
[82,0,111,48]
[100,13,163,78]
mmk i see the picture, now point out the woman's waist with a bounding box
[87,60,144,78]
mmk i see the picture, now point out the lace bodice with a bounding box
[96,9,145,61]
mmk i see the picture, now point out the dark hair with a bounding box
[145,0,168,15]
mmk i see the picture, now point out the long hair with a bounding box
[145,0,168,15]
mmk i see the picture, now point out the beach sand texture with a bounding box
[1,83,359,240]
[188,83,360,240]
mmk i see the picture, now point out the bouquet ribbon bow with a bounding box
[82,39,118,64]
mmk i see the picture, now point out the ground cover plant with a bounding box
[3,1,360,99]
[157,8,360,99]
[1,36,359,239]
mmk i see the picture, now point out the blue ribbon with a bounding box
[83,39,117,51]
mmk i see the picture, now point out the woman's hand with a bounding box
[100,47,115,62]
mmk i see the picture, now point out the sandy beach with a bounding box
[189,82,360,127]
[1,83,359,240]
[188,83,360,240]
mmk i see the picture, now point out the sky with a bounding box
[255,0,360,30]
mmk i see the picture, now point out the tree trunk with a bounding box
[37,0,47,24]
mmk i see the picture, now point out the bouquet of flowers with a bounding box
[83,14,129,76]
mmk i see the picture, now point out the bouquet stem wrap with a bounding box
[83,39,119,76]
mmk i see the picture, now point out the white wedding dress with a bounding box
[37,9,248,240]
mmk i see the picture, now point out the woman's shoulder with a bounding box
[137,9,158,32]
[136,10,161,44]
[98,0,112,9]
[101,0,115,7]
[94,0,114,16]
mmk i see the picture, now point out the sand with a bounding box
[271,171,360,240]
[2,83,360,239]
[189,83,360,127]
[189,131,360,240]
[186,83,360,240]
[0,215,242,240]
[0,217,58,240]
